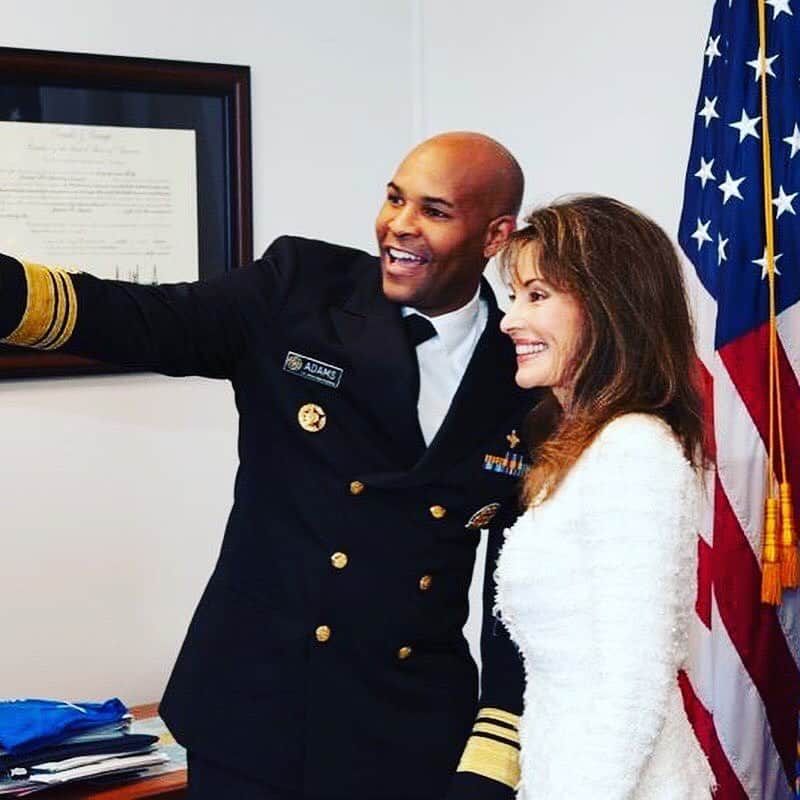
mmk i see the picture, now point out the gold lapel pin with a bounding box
[298,403,327,433]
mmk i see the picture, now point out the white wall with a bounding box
[1,0,415,704]
[2,0,714,705]
[419,0,713,232]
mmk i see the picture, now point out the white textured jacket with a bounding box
[496,414,715,799]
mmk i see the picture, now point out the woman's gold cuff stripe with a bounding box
[472,721,521,744]
[456,734,520,789]
[478,707,520,729]
[3,260,77,349]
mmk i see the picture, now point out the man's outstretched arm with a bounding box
[0,242,296,378]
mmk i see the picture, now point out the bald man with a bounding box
[0,133,536,799]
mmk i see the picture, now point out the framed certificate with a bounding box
[0,46,252,377]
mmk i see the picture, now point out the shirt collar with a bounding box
[401,286,482,356]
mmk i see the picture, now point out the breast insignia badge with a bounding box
[298,403,327,433]
[465,503,501,529]
[483,452,529,477]
[483,430,529,477]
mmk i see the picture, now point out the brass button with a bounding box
[298,403,326,432]
[331,552,349,570]
[429,505,447,520]
[315,625,331,643]
[397,646,413,660]
[419,574,433,591]
[349,480,365,496]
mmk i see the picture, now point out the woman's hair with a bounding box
[498,195,708,506]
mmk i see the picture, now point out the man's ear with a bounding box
[483,215,517,258]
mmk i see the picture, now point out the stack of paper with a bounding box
[0,699,168,796]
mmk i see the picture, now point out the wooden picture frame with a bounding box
[0,46,252,378]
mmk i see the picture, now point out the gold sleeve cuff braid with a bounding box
[456,707,521,789]
[2,259,77,349]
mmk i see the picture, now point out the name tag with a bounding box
[283,351,343,389]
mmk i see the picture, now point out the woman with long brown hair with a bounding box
[494,196,715,798]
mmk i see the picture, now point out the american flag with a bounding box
[677,0,800,797]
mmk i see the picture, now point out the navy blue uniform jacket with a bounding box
[0,237,534,799]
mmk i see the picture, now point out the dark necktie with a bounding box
[400,312,436,461]
[403,313,437,347]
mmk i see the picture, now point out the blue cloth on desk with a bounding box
[0,698,128,754]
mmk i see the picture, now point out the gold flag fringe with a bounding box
[762,498,783,605]
[779,483,800,588]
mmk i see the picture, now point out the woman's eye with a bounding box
[529,291,546,302]
[508,294,516,303]
[387,194,403,206]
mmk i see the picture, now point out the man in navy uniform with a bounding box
[0,132,534,799]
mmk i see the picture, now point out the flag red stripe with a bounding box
[696,536,712,629]
[679,669,748,800]
[712,477,800,786]
[695,357,716,462]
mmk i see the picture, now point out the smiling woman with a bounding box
[492,195,715,800]
[498,194,706,505]
[500,248,585,407]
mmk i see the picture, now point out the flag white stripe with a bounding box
[680,251,718,367]
[777,301,800,382]
[709,598,794,800]
[713,352,768,559]
[685,611,714,706]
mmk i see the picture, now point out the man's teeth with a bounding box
[516,342,547,355]
[388,247,426,264]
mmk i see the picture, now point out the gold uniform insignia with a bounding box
[285,354,304,372]
[465,503,501,530]
[298,403,327,432]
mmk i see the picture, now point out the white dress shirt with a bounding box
[402,287,488,446]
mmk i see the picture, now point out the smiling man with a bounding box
[0,132,534,800]
[378,133,522,315]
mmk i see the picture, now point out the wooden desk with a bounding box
[46,704,187,800]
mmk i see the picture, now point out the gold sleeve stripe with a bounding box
[477,707,520,729]
[475,715,517,732]
[37,269,67,349]
[51,268,78,349]
[3,260,77,349]
[2,259,54,346]
[456,734,520,789]
[472,721,521,744]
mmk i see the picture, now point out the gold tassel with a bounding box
[779,482,800,589]
[762,497,783,605]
